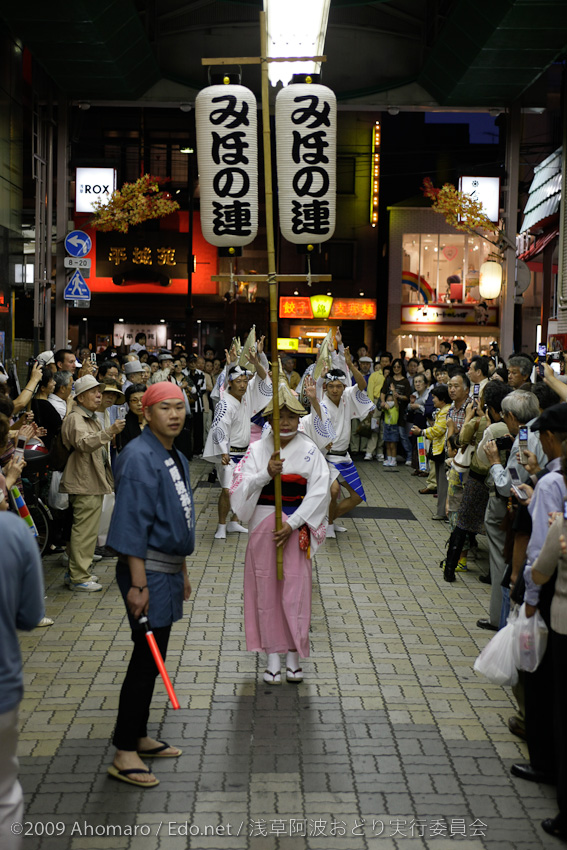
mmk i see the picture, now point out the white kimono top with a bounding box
[324,385,375,458]
[230,430,330,555]
[203,373,273,461]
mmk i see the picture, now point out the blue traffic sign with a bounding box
[65,230,92,257]
[64,270,91,301]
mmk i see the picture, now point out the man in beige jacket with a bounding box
[61,375,125,591]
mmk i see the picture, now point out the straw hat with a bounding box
[263,380,306,417]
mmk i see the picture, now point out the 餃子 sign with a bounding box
[195,84,258,248]
[276,82,336,245]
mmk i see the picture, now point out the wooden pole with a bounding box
[260,10,284,580]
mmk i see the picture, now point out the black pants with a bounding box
[524,578,557,776]
[112,625,171,751]
[552,631,567,826]
[192,411,204,455]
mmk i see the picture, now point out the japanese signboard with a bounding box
[96,232,188,284]
[401,304,498,326]
[195,84,258,248]
[75,167,116,214]
[276,82,336,245]
[459,176,500,224]
[279,297,376,320]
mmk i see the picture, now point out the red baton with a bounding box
[138,616,180,710]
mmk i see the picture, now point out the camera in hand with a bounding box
[495,435,514,451]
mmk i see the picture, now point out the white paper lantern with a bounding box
[195,84,258,247]
[276,82,336,245]
[479,261,503,300]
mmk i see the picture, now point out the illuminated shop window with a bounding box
[402,233,491,305]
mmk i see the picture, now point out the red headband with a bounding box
[141,382,185,411]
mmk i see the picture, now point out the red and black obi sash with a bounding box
[258,474,307,513]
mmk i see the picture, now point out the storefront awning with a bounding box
[518,226,559,262]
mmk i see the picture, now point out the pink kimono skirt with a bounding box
[243,511,312,658]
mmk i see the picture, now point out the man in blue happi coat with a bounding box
[106,382,195,788]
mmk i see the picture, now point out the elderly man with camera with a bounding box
[60,375,125,591]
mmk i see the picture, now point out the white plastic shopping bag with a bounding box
[473,610,518,686]
[48,471,69,511]
[513,603,548,673]
[97,493,115,547]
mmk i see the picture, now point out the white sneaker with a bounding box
[92,553,103,562]
[37,617,54,627]
[334,524,347,533]
[64,572,98,586]
[377,453,384,461]
[71,581,102,592]
[326,523,336,538]
[405,459,413,466]
[363,453,372,461]
[383,459,390,467]
[214,524,227,539]
[226,521,248,533]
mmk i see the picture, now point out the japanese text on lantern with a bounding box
[209,96,251,237]
[290,96,331,236]
[276,84,336,246]
[195,84,258,247]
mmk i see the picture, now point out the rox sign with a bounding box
[75,167,117,213]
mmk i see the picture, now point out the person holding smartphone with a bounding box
[480,390,545,631]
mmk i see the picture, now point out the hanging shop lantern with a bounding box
[195,80,258,248]
[479,261,503,300]
[275,78,336,245]
[310,294,333,318]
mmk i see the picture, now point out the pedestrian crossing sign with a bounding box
[64,270,91,301]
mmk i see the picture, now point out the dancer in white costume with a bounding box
[230,381,330,684]
[203,345,272,539]
[318,348,375,537]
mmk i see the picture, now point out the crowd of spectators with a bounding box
[2,332,567,841]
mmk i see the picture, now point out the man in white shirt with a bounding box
[48,371,73,419]
[203,349,272,539]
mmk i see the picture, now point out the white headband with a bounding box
[228,365,252,380]
[325,372,348,386]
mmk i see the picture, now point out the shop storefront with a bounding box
[387,203,500,357]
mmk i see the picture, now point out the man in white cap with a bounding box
[36,350,56,374]
[203,348,272,539]
[60,375,126,591]
[150,353,174,385]
[122,360,145,393]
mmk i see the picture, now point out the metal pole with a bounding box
[500,103,521,358]
[55,92,69,350]
[45,95,54,350]
[33,100,45,355]
[186,153,194,352]
[259,10,283,580]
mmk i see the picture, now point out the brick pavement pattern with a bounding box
[17,459,559,850]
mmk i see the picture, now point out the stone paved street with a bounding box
[17,459,559,850]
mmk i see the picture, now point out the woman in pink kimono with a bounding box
[230,383,330,685]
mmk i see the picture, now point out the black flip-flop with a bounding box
[107,765,159,788]
[137,740,182,758]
